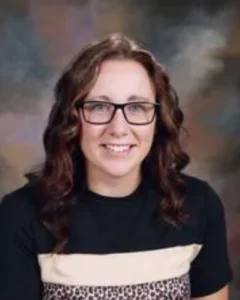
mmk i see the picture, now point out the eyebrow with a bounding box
[87,95,153,102]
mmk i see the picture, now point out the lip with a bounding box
[101,143,136,147]
[101,144,136,150]
[101,144,136,155]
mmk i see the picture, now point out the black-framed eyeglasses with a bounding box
[77,101,160,125]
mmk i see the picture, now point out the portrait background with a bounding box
[0,0,239,298]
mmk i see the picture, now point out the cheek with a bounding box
[79,122,104,148]
[138,125,155,145]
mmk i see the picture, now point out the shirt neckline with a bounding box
[83,180,145,206]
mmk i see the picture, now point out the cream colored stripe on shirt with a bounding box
[38,244,202,286]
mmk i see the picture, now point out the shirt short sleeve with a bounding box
[190,183,233,297]
[0,193,42,300]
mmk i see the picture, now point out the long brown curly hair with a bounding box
[35,33,190,253]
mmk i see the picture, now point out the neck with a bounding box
[86,168,141,197]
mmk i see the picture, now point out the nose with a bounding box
[107,108,129,137]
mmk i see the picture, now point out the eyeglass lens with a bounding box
[82,101,156,124]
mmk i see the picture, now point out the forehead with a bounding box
[88,59,155,100]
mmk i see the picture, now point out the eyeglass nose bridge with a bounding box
[108,103,129,123]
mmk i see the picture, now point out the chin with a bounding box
[101,164,137,179]
[104,169,133,179]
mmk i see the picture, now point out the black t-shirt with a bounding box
[0,174,232,299]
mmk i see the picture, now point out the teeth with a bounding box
[105,145,131,153]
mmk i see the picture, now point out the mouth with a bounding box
[101,144,136,153]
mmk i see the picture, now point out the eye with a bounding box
[128,103,146,112]
[93,103,107,111]
[128,103,146,113]
[84,102,110,112]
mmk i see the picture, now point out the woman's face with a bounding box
[79,59,156,182]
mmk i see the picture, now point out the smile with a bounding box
[103,144,134,153]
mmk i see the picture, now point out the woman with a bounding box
[0,33,232,299]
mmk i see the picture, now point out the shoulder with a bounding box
[180,173,212,195]
[179,173,225,222]
[181,173,222,202]
[0,180,41,227]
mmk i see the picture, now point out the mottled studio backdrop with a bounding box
[0,0,239,298]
